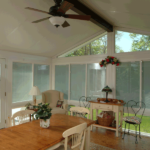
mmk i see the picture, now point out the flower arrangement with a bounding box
[99,56,120,67]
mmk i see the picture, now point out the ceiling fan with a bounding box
[25,0,91,28]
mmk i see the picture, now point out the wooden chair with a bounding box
[70,107,90,119]
[46,123,87,150]
[11,110,35,126]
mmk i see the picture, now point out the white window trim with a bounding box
[12,61,51,109]
[58,31,107,58]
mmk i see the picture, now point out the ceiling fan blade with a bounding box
[32,17,50,23]
[25,7,49,14]
[64,14,91,21]
[62,21,70,28]
[57,1,74,14]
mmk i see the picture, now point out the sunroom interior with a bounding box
[1,0,150,150]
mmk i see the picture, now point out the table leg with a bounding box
[84,126,90,150]
[30,114,31,122]
[116,107,119,137]
[90,107,93,131]
[120,107,123,133]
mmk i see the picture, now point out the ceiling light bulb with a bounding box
[49,16,65,28]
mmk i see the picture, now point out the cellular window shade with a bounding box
[116,62,140,105]
[55,65,69,100]
[142,61,150,109]
[12,62,32,103]
[70,64,86,101]
[87,63,106,99]
[34,64,50,100]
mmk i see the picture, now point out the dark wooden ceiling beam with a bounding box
[65,0,113,32]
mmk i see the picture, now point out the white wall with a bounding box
[51,26,150,115]
[0,50,51,127]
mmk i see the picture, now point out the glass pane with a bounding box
[87,63,106,100]
[59,33,107,57]
[115,30,150,53]
[70,64,86,100]
[142,61,150,109]
[34,64,50,100]
[12,62,32,103]
[55,65,69,99]
[116,62,140,105]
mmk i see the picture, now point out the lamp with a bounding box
[102,85,112,103]
[29,86,41,105]
[49,16,65,28]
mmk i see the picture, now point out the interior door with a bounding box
[0,59,5,129]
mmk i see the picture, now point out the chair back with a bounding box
[70,107,90,119]
[63,123,87,150]
[126,100,146,120]
[42,90,64,109]
[11,110,35,126]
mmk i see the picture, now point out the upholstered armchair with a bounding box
[42,90,68,114]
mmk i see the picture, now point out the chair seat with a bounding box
[51,107,67,114]
[123,116,141,124]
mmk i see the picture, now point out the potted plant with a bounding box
[32,103,52,128]
[25,102,32,109]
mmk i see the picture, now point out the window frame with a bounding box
[58,32,108,58]
[114,28,150,54]
[12,61,51,109]
[54,62,107,106]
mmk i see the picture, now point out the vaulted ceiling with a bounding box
[0,0,102,57]
[0,0,150,58]
[81,0,150,31]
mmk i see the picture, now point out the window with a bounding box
[55,65,69,99]
[70,64,86,100]
[142,61,150,109]
[115,30,150,53]
[59,33,107,57]
[55,63,106,101]
[34,64,50,100]
[12,62,50,103]
[87,64,106,99]
[12,62,32,103]
[116,62,140,105]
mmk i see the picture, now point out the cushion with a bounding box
[123,116,141,124]
[42,90,64,109]
[56,100,64,108]
[51,107,66,115]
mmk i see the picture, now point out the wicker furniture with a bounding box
[89,100,124,137]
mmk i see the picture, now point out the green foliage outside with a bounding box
[65,34,107,57]
[64,31,150,57]
[68,106,150,133]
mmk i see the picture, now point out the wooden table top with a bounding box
[89,100,125,106]
[0,114,95,150]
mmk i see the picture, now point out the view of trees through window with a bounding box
[63,33,107,57]
[115,30,150,53]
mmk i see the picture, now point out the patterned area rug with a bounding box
[54,142,116,150]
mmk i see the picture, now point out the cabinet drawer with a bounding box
[93,104,113,111]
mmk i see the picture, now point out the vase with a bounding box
[40,118,50,128]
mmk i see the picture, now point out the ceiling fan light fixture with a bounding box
[49,16,65,28]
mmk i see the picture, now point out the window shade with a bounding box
[34,64,50,100]
[142,61,150,109]
[116,62,140,105]
[12,62,32,103]
[87,63,106,100]
[70,64,86,101]
[55,65,69,99]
